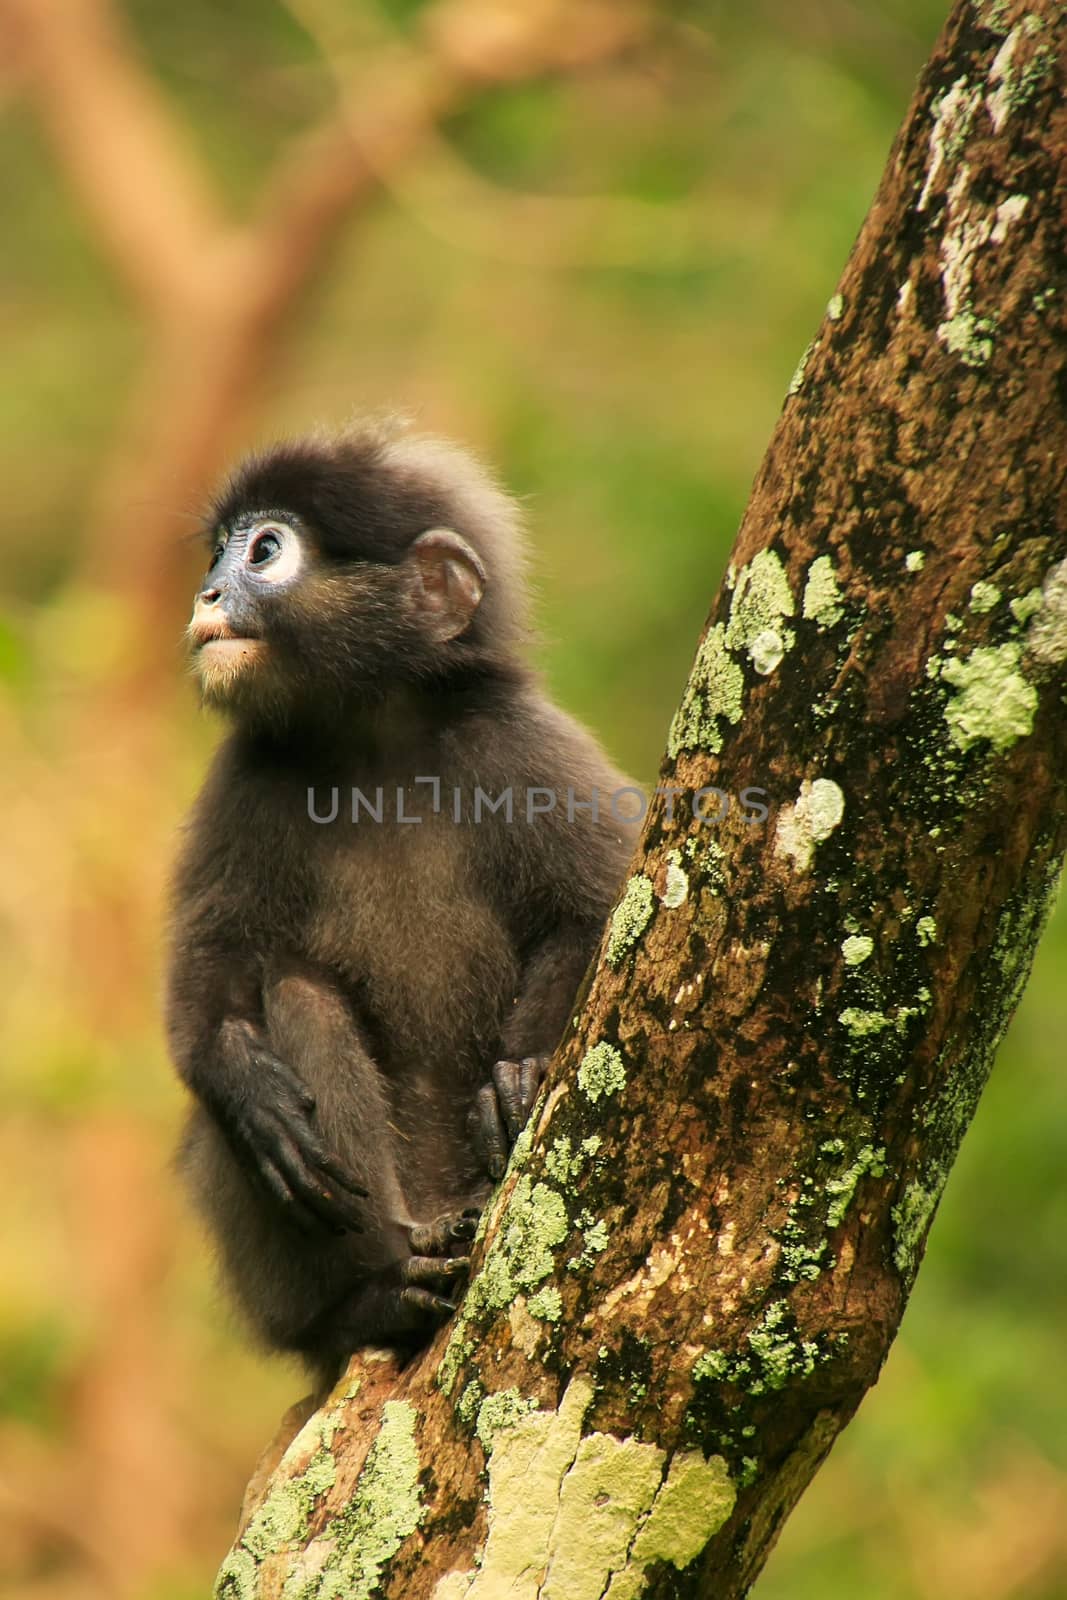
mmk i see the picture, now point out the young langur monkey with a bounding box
[166,420,639,1387]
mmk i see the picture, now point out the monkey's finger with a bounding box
[520,1056,547,1118]
[472,1084,509,1181]
[400,1286,458,1321]
[491,1060,527,1145]
[273,1135,366,1233]
[314,1150,371,1199]
[254,1156,324,1234]
[283,1118,369,1199]
[402,1255,470,1288]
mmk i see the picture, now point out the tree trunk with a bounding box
[217,2,1067,1595]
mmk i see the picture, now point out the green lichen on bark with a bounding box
[939,642,1038,751]
[216,1405,347,1597]
[438,1174,573,1393]
[969,580,1001,613]
[606,875,655,966]
[544,1133,602,1187]
[894,852,1062,1282]
[240,1400,423,1600]
[294,1400,423,1600]
[824,1145,886,1228]
[667,623,744,757]
[577,1041,626,1103]
[1010,586,1043,624]
[841,934,874,966]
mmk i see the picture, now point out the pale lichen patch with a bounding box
[527,1285,564,1321]
[433,1375,736,1600]
[1010,587,1043,625]
[802,555,845,628]
[986,22,1055,132]
[936,163,997,368]
[788,340,815,396]
[623,1452,736,1577]
[476,1389,538,1453]
[825,1146,886,1228]
[1027,558,1067,665]
[905,550,925,573]
[749,628,786,675]
[986,26,1021,130]
[838,1007,892,1037]
[991,193,1028,243]
[726,550,796,667]
[661,852,690,909]
[917,76,981,212]
[775,778,846,873]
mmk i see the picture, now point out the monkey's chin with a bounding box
[194,638,266,706]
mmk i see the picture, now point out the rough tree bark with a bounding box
[217,3,1067,1596]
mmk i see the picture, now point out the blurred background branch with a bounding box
[2,0,658,686]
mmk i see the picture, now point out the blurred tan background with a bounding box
[1,2,1064,1597]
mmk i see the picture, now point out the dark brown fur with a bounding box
[166,421,638,1383]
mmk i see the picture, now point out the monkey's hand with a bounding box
[471,1055,548,1181]
[213,1043,369,1234]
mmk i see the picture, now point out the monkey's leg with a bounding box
[264,967,482,1361]
[263,965,410,1246]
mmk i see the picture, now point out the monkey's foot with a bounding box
[408,1210,480,1257]
[397,1249,471,1321]
[472,1055,549,1181]
[313,1261,466,1351]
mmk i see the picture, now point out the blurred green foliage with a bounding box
[1,2,1064,1597]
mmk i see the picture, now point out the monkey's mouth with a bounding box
[188,619,265,673]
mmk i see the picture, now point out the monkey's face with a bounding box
[188,513,311,716]
[187,505,487,726]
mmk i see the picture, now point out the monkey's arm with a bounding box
[166,943,368,1234]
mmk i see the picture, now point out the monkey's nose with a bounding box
[199,586,222,605]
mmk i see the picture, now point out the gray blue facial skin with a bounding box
[188,512,309,685]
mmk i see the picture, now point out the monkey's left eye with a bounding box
[248,531,282,567]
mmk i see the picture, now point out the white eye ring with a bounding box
[245,521,304,585]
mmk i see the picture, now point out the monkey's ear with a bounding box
[405,529,487,643]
